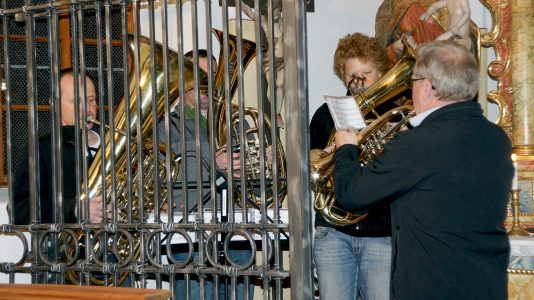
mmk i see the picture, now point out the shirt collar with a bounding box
[409,104,447,127]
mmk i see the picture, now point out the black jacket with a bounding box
[310,103,391,236]
[11,126,96,225]
[334,101,512,299]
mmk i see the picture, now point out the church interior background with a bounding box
[0,0,532,299]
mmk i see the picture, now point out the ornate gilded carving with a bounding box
[489,89,513,133]
[478,0,513,132]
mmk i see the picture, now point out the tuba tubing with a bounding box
[67,34,198,286]
[356,41,416,118]
[311,105,414,226]
[86,35,201,201]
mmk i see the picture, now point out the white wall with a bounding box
[0,188,31,283]
[307,0,382,116]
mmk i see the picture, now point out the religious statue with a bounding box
[376,0,474,64]
[420,0,472,50]
[377,1,446,63]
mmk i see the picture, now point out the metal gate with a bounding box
[0,1,313,299]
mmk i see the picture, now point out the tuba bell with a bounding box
[356,41,416,118]
[310,43,416,226]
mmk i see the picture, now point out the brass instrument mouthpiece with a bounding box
[86,116,125,136]
[86,116,99,125]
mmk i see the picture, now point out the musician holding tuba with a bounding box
[310,33,394,300]
[11,68,107,225]
[157,50,254,300]
[333,40,512,300]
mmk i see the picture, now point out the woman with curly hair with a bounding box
[310,32,393,300]
[311,32,390,150]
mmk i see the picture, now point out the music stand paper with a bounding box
[324,95,366,130]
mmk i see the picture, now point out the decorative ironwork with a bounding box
[1,1,295,298]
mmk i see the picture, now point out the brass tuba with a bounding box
[211,29,287,207]
[63,29,287,283]
[355,42,416,118]
[64,34,195,285]
[310,44,416,226]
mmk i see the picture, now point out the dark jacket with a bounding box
[157,107,235,212]
[334,100,512,299]
[310,103,391,236]
[157,108,212,210]
[11,126,97,225]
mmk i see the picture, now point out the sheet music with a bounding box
[324,95,366,130]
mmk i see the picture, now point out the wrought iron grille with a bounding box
[1,1,312,299]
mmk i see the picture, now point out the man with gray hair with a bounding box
[332,40,513,299]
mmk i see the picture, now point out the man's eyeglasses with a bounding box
[409,77,425,83]
[409,77,436,90]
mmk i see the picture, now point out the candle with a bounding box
[512,154,519,190]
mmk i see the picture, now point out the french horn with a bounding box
[310,43,416,226]
[211,29,287,208]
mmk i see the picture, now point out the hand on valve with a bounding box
[335,128,361,149]
[216,145,242,178]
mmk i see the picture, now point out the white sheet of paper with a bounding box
[324,95,366,130]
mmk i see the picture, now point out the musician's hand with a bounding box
[160,201,176,213]
[323,144,336,154]
[335,129,360,148]
[160,202,169,213]
[88,195,105,223]
[387,121,410,132]
[216,146,241,178]
[266,145,274,168]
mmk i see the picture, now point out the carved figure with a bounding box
[378,2,446,63]
[420,0,472,50]
[375,0,439,48]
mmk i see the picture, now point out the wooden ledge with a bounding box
[0,284,171,300]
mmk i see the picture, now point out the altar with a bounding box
[508,236,534,300]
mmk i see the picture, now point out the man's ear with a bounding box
[423,79,435,100]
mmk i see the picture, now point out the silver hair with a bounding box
[414,40,479,102]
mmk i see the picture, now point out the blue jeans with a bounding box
[313,226,392,300]
[172,249,254,300]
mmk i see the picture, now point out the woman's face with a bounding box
[343,57,382,93]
